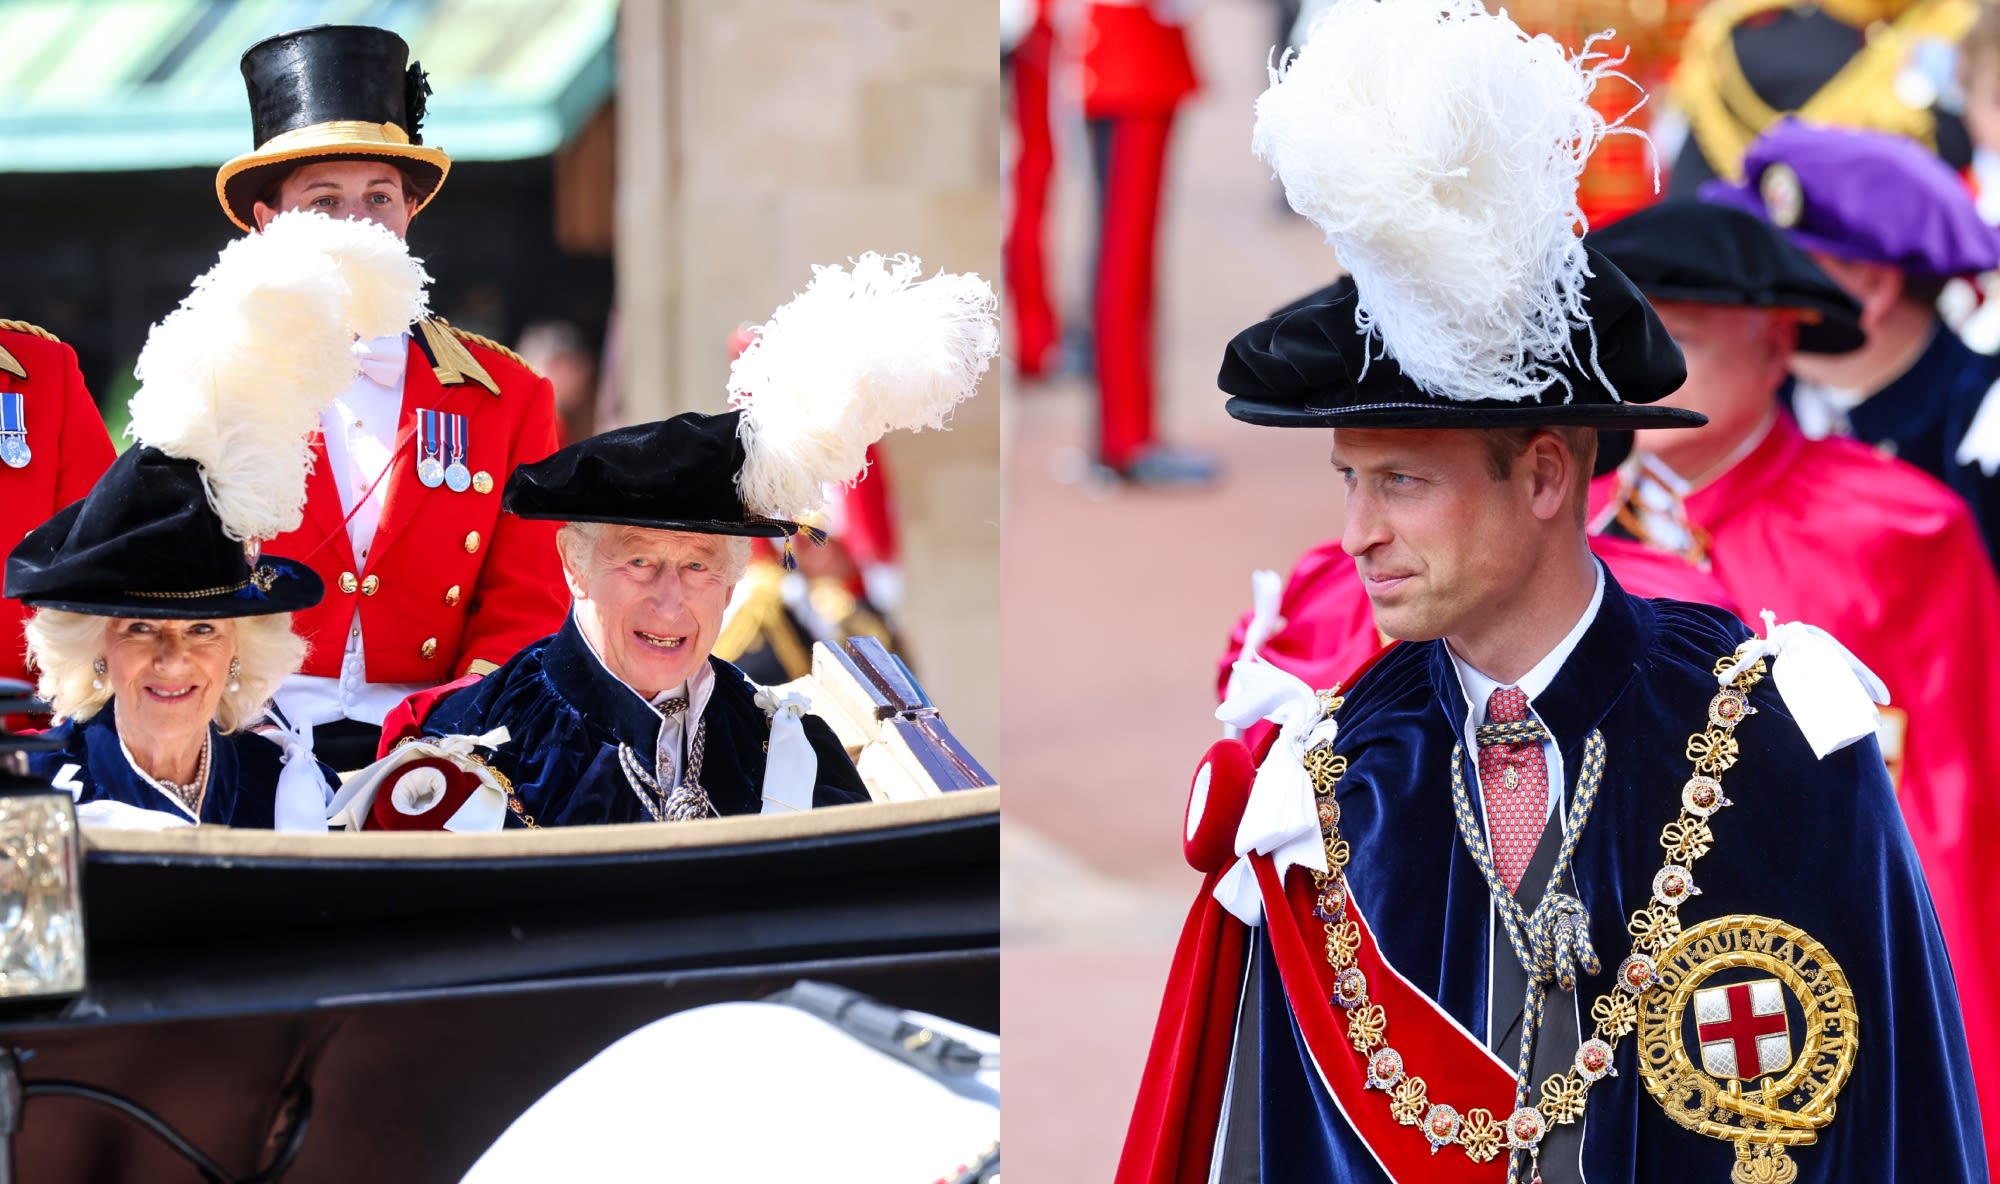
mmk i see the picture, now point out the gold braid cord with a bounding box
[1306,657,1770,1171]
[0,320,57,343]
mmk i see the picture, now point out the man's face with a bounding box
[1634,301,1791,461]
[564,526,736,700]
[252,160,416,239]
[1333,428,1543,643]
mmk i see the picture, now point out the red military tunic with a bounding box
[0,323,116,685]
[266,321,567,683]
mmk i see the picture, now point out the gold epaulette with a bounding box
[1675,0,1974,184]
[0,320,56,381]
[714,562,814,680]
[415,316,502,396]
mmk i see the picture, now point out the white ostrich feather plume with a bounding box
[727,253,998,523]
[1253,0,1645,403]
[128,212,430,542]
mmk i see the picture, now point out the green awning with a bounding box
[0,0,617,172]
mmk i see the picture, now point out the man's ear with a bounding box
[1525,432,1572,523]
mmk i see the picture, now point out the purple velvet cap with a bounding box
[1699,119,2000,279]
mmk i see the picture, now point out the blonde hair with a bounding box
[23,609,307,733]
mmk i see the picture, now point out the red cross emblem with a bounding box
[1694,979,1793,1081]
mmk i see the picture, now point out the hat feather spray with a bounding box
[727,252,1000,535]
[127,211,430,543]
[1251,0,1645,403]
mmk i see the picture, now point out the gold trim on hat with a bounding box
[214,120,451,232]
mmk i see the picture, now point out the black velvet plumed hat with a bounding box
[1584,199,1865,355]
[215,25,449,233]
[505,411,796,538]
[6,448,322,619]
[510,252,998,545]
[1221,245,1700,431]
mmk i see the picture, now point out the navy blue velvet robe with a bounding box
[1258,570,1987,1181]
[416,617,870,827]
[29,703,333,828]
[1785,330,2000,559]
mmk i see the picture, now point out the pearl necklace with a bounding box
[153,735,212,816]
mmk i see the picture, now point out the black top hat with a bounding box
[504,412,798,538]
[214,25,450,233]
[1584,200,1865,354]
[1221,246,1701,431]
[6,447,323,619]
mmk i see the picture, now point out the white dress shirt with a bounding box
[577,624,718,788]
[272,334,427,729]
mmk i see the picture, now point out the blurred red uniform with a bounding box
[0,323,116,685]
[1084,1,1199,473]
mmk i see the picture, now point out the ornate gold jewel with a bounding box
[1636,915,1857,1183]
[1389,1075,1429,1124]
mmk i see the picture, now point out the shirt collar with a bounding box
[1446,560,1605,720]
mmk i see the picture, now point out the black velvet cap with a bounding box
[503,411,796,537]
[1584,199,1864,355]
[1221,245,1701,431]
[6,447,323,619]
[216,25,448,232]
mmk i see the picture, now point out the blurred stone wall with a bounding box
[617,0,1002,770]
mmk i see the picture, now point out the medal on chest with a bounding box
[444,411,472,492]
[0,392,31,469]
[417,408,446,488]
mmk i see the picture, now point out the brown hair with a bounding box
[255,159,431,211]
[1480,426,1598,525]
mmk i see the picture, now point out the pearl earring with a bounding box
[226,658,241,695]
[91,657,105,692]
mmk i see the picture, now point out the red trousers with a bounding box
[1091,112,1175,470]
[1005,20,1060,377]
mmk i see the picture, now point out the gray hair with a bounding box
[23,609,306,733]
[556,521,752,583]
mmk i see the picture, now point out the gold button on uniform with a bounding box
[464,531,480,554]
[444,584,462,607]
[361,574,380,596]
[339,571,358,594]
[420,637,438,660]
[472,470,493,494]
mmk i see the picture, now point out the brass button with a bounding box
[472,470,493,495]
[444,584,462,607]
[361,574,380,596]
[464,531,480,554]
[420,637,438,660]
[339,571,358,594]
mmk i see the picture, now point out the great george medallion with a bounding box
[1635,914,1857,1184]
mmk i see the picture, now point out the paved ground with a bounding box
[999,2,1349,1179]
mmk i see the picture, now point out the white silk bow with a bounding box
[1224,570,1287,742]
[755,687,819,814]
[1717,610,1889,759]
[353,333,408,388]
[259,715,333,833]
[1210,659,1336,924]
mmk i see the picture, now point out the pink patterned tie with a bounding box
[1479,686,1548,894]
